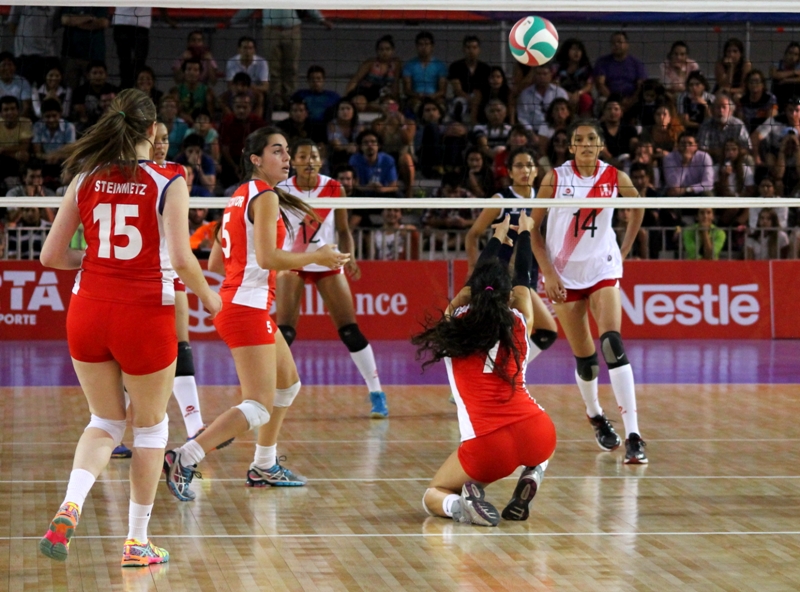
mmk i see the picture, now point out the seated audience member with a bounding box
[346,35,402,108]
[4,205,50,259]
[372,208,417,260]
[175,133,216,195]
[697,91,752,162]
[226,36,269,94]
[624,79,668,128]
[659,41,699,96]
[0,52,32,117]
[475,66,511,124]
[72,61,118,128]
[516,65,568,131]
[625,139,664,191]
[494,124,532,185]
[768,125,800,196]
[158,94,189,161]
[714,37,751,100]
[600,95,639,164]
[629,161,677,256]
[184,107,219,166]
[423,172,476,230]
[170,58,215,126]
[415,98,447,178]
[538,129,570,180]
[472,99,512,154]
[714,138,756,198]
[614,208,649,259]
[537,97,573,153]
[32,98,75,184]
[291,65,340,125]
[172,30,219,86]
[349,130,399,195]
[370,95,415,196]
[751,177,788,228]
[643,101,682,160]
[551,38,594,116]
[6,6,58,87]
[32,65,71,119]
[752,95,800,168]
[594,31,648,110]
[183,165,212,198]
[402,31,448,112]
[277,98,326,145]
[448,35,490,123]
[219,72,265,120]
[328,98,362,171]
[219,92,267,187]
[677,71,714,131]
[338,164,381,231]
[738,70,777,133]
[0,95,32,183]
[745,208,789,260]
[134,66,163,107]
[463,146,495,197]
[190,208,221,254]
[683,208,726,260]
[663,132,714,197]
[770,41,800,110]
[5,159,56,224]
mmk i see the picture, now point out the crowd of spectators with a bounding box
[1,9,799,261]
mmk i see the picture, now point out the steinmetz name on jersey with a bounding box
[72,161,183,305]
[276,175,341,273]
[546,160,623,289]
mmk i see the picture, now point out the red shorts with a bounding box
[67,294,177,375]
[292,268,343,283]
[214,302,277,348]
[564,279,619,303]
[458,413,556,484]
[173,277,186,292]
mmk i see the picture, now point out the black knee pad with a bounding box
[176,341,195,377]
[278,325,297,347]
[600,331,628,369]
[530,329,557,351]
[338,323,369,353]
[575,353,599,382]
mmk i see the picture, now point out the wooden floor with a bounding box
[3,383,800,591]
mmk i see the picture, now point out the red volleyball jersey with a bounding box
[445,306,545,441]
[72,161,183,305]
[218,179,286,310]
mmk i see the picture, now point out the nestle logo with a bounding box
[620,284,760,326]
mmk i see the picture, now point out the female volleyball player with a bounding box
[275,138,388,418]
[531,118,648,464]
[465,147,559,364]
[164,127,349,500]
[38,89,222,565]
[414,212,556,526]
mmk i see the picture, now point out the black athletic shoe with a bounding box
[501,464,545,521]
[624,433,648,464]
[588,414,622,451]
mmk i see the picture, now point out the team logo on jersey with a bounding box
[564,188,572,195]
[598,183,612,197]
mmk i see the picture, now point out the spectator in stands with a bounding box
[171,30,219,86]
[644,101,682,161]
[423,172,476,231]
[697,91,752,163]
[516,65,568,131]
[72,61,118,129]
[346,35,402,109]
[291,66,340,125]
[349,130,399,196]
[402,31,448,113]
[770,42,800,110]
[551,38,594,116]
[538,129,570,180]
[372,208,416,260]
[614,208,649,259]
[463,146,494,198]
[625,139,664,191]
[158,95,189,161]
[476,66,511,125]
[738,70,777,134]
[753,177,788,228]
[683,208,726,260]
[134,66,163,108]
[170,59,215,126]
[6,6,57,86]
[338,164,381,230]
[219,72,266,120]
[493,124,531,186]
[415,98,447,178]
[5,160,56,230]
[629,161,658,198]
[594,31,647,110]
[185,108,219,167]
[629,161,677,258]
[769,126,800,196]
[32,65,71,119]
[32,98,75,185]
[0,53,32,117]
[59,7,109,89]
[714,138,756,198]
[370,95,416,197]
[0,95,32,185]
[752,96,800,168]
[219,93,267,187]
[226,36,270,95]
[599,95,639,164]
[659,41,699,96]
[473,99,512,154]
[537,97,573,153]
[745,208,789,260]
[183,165,212,199]
[448,35,490,123]
[4,205,51,259]
[175,134,216,195]
[677,71,714,132]
[624,79,668,128]
[112,8,173,89]
[277,98,326,145]
[188,206,209,235]
[663,132,714,197]
[715,38,752,99]
[327,98,362,171]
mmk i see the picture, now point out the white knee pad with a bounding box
[235,399,271,429]
[274,381,301,408]
[422,488,436,517]
[132,415,169,449]
[86,415,127,447]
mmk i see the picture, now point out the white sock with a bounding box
[442,494,460,517]
[179,439,206,466]
[609,365,640,437]
[173,376,204,437]
[253,444,277,469]
[527,340,543,363]
[575,370,603,417]
[62,468,96,510]
[350,345,382,392]
[126,501,153,542]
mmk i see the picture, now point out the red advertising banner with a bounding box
[769,260,800,339]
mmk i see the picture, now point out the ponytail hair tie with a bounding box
[117,111,126,118]
[485,286,494,291]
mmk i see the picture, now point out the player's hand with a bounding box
[201,290,223,320]
[517,209,534,233]
[543,272,567,304]
[315,244,350,269]
[491,214,513,246]
[345,259,361,281]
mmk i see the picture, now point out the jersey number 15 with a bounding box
[93,203,142,260]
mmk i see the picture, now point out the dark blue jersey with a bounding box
[492,187,539,288]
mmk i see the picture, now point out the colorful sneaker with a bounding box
[448,392,456,405]
[451,482,500,527]
[624,433,648,465]
[588,414,622,451]
[187,425,234,450]
[501,464,545,521]
[246,456,307,487]
[120,538,169,567]
[163,449,201,501]
[370,391,389,419]
[111,444,132,459]
[39,502,80,561]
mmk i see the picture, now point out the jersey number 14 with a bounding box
[572,208,598,238]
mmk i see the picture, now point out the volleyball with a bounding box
[508,16,559,66]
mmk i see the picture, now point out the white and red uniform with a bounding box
[446,305,556,483]
[155,161,188,293]
[214,179,286,348]
[67,161,182,374]
[546,160,623,293]
[276,174,342,279]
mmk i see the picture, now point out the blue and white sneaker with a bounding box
[246,457,307,487]
[163,449,201,502]
[111,444,132,459]
[369,391,389,418]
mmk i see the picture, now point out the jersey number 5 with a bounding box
[572,208,598,238]
[93,203,142,260]
[220,212,232,258]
